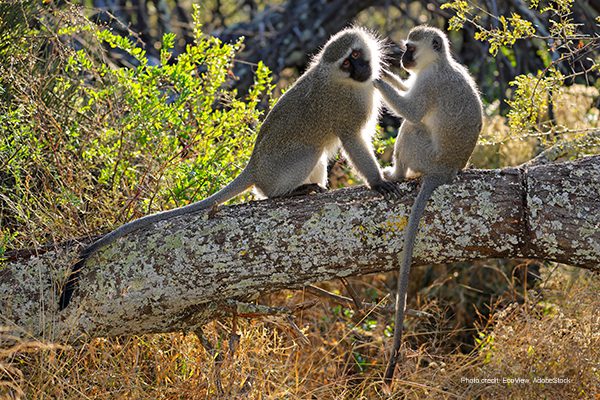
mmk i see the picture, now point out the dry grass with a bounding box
[2,265,598,399]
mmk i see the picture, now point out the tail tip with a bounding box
[58,285,74,310]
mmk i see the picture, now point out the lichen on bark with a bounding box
[1,156,598,344]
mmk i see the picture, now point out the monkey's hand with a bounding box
[377,71,409,92]
[374,78,400,94]
[379,69,394,81]
[370,180,401,199]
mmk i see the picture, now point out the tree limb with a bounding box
[1,156,599,344]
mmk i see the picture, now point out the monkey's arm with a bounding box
[381,70,408,92]
[374,79,428,123]
[340,135,400,196]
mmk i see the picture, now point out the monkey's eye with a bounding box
[351,50,361,59]
[342,59,351,67]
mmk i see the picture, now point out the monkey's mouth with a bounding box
[352,67,371,82]
[401,59,416,69]
[350,60,372,82]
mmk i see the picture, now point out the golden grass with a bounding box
[2,266,598,399]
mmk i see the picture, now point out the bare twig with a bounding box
[306,285,432,318]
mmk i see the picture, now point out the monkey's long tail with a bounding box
[384,174,448,384]
[58,169,254,310]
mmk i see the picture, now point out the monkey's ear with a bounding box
[432,37,442,52]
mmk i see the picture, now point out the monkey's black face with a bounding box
[340,49,372,82]
[401,42,416,69]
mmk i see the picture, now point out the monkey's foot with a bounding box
[286,183,327,197]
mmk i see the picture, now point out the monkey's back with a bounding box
[427,62,483,168]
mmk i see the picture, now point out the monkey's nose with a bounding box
[398,40,407,52]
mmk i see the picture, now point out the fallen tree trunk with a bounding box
[1,156,599,344]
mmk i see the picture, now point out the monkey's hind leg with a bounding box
[256,145,324,198]
[305,153,329,186]
[389,124,435,182]
[285,155,330,196]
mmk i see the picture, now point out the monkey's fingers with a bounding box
[380,69,394,80]
[390,181,403,198]
[371,181,400,199]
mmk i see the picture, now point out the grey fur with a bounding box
[375,26,483,382]
[59,26,398,310]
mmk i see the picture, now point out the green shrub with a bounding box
[442,0,599,152]
[0,3,274,251]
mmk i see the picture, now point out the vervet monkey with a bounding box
[59,26,400,310]
[374,26,483,381]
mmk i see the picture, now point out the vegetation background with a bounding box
[0,0,598,398]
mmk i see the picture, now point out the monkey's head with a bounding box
[316,27,382,84]
[401,26,449,72]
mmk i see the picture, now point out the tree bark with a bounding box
[1,156,599,344]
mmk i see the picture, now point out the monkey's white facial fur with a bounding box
[401,26,449,72]
[318,27,382,83]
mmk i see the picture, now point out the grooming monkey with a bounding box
[59,27,400,310]
[374,26,483,381]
